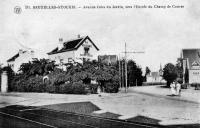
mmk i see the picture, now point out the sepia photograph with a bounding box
[0,0,200,127]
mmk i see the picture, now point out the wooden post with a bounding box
[118,54,121,89]
[125,43,128,93]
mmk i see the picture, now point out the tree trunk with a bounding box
[167,81,171,87]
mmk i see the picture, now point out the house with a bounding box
[47,35,99,67]
[98,55,118,65]
[179,49,200,83]
[7,49,34,72]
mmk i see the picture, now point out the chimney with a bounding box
[19,49,23,55]
[58,38,63,50]
[77,34,81,38]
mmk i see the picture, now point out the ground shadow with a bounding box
[160,85,169,88]
[167,123,200,128]
[126,115,161,125]
[40,101,101,115]
[166,94,178,97]
[0,104,199,128]
[92,112,121,119]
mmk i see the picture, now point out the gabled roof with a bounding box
[191,61,200,66]
[7,50,28,62]
[181,49,200,69]
[47,36,99,55]
[7,53,19,62]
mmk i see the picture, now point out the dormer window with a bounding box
[84,47,89,55]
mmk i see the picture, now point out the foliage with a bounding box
[10,60,121,94]
[163,63,178,87]
[127,60,143,86]
[48,69,70,86]
[0,66,2,88]
[181,83,189,89]
[18,58,56,76]
[144,66,151,82]
[59,82,87,94]
[145,67,151,76]
[143,82,166,86]
[10,75,46,92]
[104,82,119,93]
[175,63,183,80]
[86,84,98,94]
[10,74,88,94]
[66,61,119,92]
[184,67,189,83]
[191,83,200,90]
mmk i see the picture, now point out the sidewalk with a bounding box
[126,85,200,104]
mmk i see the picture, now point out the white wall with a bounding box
[189,70,200,84]
[8,51,34,72]
[48,51,75,64]
[146,76,163,83]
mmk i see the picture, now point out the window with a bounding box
[68,58,73,63]
[84,47,89,55]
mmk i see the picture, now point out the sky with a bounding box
[1,0,200,72]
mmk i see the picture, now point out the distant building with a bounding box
[47,35,99,67]
[179,49,200,84]
[146,64,164,83]
[7,49,34,72]
[98,55,118,65]
[146,72,163,83]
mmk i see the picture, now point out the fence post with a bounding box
[1,71,8,93]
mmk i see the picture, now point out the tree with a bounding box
[19,59,56,76]
[145,66,151,82]
[145,67,151,76]
[184,67,189,83]
[19,62,32,75]
[175,62,183,83]
[127,60,143,86]
[163,63,178,87]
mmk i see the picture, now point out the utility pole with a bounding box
[125,43,128,93]
[122,42,145,93]
[118,54,121,89]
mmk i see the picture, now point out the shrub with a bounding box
[59,83,73,94]
[86,84,98,94]
[195,84,200,90]
[191,83,200,90]
[10,75,46,92]
[10,74,27,92]
[58,82,87,94]
[48,70,70,86]
[26,76,46,92]
[46,84,56,93]
[0,68,1,86]
[104,82,119,93]
[181,83,189,89]
[142,82,166,86]
[72,82,87,94]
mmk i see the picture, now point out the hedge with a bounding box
[104,82,119,93]
[191,83,200,90]
[10,75,46,92]
[9,75,100,94]
[181,83,189,89]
